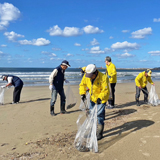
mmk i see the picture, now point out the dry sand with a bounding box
[0,82,160,160]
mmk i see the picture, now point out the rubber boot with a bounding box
[144,97,148,104]
[97,124,104,140]
[60,103,67,114]
[50,106,56,116]
[136,98,140,106]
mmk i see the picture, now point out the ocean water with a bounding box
[0,68,160,87]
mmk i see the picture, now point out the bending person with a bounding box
[79,64,109,140]
[135,69,155,106]
[1,75,23,104]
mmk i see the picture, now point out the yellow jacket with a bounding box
[135,71,153,88]
[106,62,117,83]
[81,67,86,72]
[79,71,110,103]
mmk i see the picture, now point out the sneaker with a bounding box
[106,104,114,109]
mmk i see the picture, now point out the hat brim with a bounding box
[85,73,94,78]
[61,63,70,67]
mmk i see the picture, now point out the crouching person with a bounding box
[49,60,70,116]
[79,64,109,140]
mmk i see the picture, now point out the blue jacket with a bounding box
[53,65,65,91]
[7,75,23,87]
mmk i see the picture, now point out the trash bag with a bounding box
[79,92,90,111]
[148,85,160,106]
[74,102,98,153]
[0,87,5,105]
[65,84,77,109]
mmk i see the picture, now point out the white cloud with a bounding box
[111,41,140,50]
[4,31,24,42]
[82,48,89,51]
[51,53,56,57]
[74,43,81,46]
[90,38,99,46]
[83,25,104,34]
[89,46,105,54]
[122,30,130,33]
[140,59,147,62]
[131,27,152,39]
[0,3,21,30]
[1,44,7,47]
[47,25,82,37]
[19,38,50,46]
[109,36,114,39]
[117,52,135,58]
[66,53,72,56]
[0,51,3,54]
[153,18,160,22]
[148,50,160,56]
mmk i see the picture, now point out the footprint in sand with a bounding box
[142,152,150,157]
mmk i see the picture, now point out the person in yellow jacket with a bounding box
[79,64,110,140]
[105,56,117,109]
[80,66,86,78]
[135,69,155,106]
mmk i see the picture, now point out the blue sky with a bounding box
[0,0,160,68]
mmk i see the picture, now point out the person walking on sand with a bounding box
[49,60,70,116]
[1,75,23,104]
[135,69,155,106]
[105,56,117,109]
[79,64,110,140]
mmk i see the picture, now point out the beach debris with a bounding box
[148,85,160,106]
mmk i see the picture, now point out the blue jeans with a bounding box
[50,89,66,107]
[89,101,106,125]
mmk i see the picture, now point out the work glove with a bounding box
[97,98,101,104]
[49,84,55,91]
[1,85,6,88]
[81,94,86,102]
[108,75,111,79]
[65,79,69,83]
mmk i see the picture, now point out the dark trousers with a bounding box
[13,86,23,103]
[135,86,148,100]
[50,89,66,107]
[108,83,116,106]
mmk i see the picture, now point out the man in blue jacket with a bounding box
[49,60,70,116]
[1,75,23,104]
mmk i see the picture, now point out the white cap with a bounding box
[85,64,97,78]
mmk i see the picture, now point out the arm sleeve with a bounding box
[7,77,13,84]
[79,75,87,95]
[110,65,117,77]
[49,69,58,84]
[98,74,110,101]
[135,73,142,87]
[148,76,153,84]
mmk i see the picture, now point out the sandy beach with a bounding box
[0,82,160,160]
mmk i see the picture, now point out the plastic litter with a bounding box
[149,85,160,106]
[0,87,5,105]
[65,84,77,109]
[74,93,98,153]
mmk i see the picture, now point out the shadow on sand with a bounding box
[98,119,154,152]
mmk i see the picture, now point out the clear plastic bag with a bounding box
[79,92,90,111]
[65,84,77,109]
[0,87,5,105]
[74,97,98,153]
[149,85,160,106]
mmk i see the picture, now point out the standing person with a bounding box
[49,60,70,116]
[135,69,155,106]
[105,56,117,109]
[79,64,110,140]
[1,75,23,104]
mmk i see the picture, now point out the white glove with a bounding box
[49,85,53,91]
[1,85,6,88]
[65,79,69,83]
